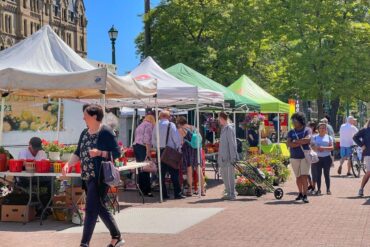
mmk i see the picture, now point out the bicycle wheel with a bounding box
[351,161,361,178]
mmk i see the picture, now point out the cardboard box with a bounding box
[1,205,36,222]
[65,187,85,205]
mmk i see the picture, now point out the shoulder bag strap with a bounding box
[294,129,307,153]
[165,123,171,146]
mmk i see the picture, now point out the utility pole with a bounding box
[144,0,151,58]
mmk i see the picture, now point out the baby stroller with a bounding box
[232,161,284,200]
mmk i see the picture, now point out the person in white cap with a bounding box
[338,116,358,176]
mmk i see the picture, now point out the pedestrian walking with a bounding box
[311,122,334,195]
[354,119,370,197]
[338,116,358,176]
[62,104,124,247]
[287,112,311,203]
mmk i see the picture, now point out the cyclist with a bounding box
[354,119,370,197]
[338,116,358,176]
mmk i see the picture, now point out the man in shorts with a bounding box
[338,116,358,176]
[353,119,370,196]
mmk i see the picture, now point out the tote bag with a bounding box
[294,130,319,164]
[161,123,182,170]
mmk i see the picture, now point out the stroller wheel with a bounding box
[274,188,284,200]
[255,186,263,197]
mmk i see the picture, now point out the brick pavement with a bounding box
[2,161,370,247]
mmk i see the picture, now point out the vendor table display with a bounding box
[0,161,150,224]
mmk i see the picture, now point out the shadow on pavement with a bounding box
[331,175,356,179]
[338,196,370,200]
[0,219,77,232]
[188,197,257,204]
[264,200,302,205]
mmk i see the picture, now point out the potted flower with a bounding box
[43,140,63,161]
[235,176,256,196]
[61,145,76,161]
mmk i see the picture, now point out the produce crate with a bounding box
[1,205,36,222]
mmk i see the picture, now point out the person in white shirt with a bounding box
[18,137,47,161]
[338,116,358,176]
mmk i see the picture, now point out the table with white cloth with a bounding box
[0,162,150,225]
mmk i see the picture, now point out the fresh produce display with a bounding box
[204,142,219,154]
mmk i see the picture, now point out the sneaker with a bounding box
[314,190,321,196]
[302,195,309,203]
[307,185,313,191]
[358,188,364,197]
[327,190,332,195]
[338,165,342,175]
[221,195,231,200]
[347,172,352,176]
[295,193,303,200]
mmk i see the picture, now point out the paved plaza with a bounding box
[1,161,370,247]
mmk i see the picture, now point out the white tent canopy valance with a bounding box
[0,25,157,99]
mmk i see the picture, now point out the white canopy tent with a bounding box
[0,25,157,143]
[0,25,157,99]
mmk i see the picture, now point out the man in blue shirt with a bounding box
[152,110,184,199]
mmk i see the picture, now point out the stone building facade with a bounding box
[0,0,87,57]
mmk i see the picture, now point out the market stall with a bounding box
[0,26,156,224]
[229,75,290,152]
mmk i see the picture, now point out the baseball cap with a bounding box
[29,137,42,151]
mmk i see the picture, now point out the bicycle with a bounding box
[351,145,366,178]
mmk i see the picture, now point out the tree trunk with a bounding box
[317,95,324,120]
[144,0,151,57]
[330,97,340,132]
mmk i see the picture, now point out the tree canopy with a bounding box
[136,0,370,118]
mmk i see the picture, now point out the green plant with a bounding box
[62,145,76,154]
[43,140,63,153]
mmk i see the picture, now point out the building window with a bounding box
[45,4,49,16]
[54,5,59,16]
[24,19,27,36]
[66,33,72,46]
[23,0,27,8]
[5,15,12,34]
[30,22,34,34]
[80,36,84,51]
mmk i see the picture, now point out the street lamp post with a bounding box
[108,25,118,65]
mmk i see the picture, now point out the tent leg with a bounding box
[130,110,136,147]
[196,96,201,198]
[233,112,236,138]
[0,96,5,146]
[277,113,280,144]
[155,100,163,203]
[212,112,215,143]
[56,98,62,141]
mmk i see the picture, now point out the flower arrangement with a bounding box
[42,140,64,153]
[62,145,77,154]
[240,114,265,130]
[235,176,256,196]
[204,115,219,132]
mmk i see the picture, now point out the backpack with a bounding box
[184,128,203,149]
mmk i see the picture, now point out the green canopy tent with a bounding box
[166,63,260,111]
[229,75,290,144]
[228,75,289,113]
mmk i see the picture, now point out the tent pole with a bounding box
[212,112,215,143]
[277,113,280,144]
[233,111,236,138]
[155,99,163,203]
[56,98,62,141]
[0,96,5,146]
[130,110,135,147]
[196,94,201,198]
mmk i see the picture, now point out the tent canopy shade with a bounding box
[228,75,289,113]
[0,25,157,99]
[166,63,260,111]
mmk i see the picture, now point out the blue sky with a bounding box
[84,0,161,75]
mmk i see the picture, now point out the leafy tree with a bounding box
[136,0,370,121]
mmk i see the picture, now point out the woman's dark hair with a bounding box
[219,112,229,121]
[308,121,317,132]
[177,116,188,126]
[291,112,306,126]
[84,104,104,122]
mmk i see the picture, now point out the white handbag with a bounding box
[294,130,319,164]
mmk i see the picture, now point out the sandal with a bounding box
[186,191,192,197]
[107,237,125,247]
[201,192,206,196]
